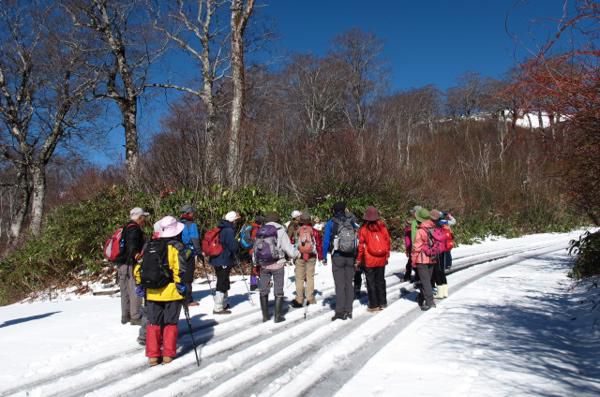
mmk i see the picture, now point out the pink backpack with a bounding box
[424,227,446,257]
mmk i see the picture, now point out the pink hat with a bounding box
[157,216,185,238]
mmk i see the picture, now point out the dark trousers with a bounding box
[214,265,231,293]
[259,266,285,298]
[354,267,364,293]
[404,256,413,281]
[183,256,196,304]
[416,264,434,306]
[365,266,387,308]
[146,300,183,326]
[332,255,355,315]
[441,251,452,269]
[432,256,447,287]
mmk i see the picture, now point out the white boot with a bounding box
[434,286,443,299]
[442,284,449,298]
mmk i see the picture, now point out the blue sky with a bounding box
[91,0,568,167]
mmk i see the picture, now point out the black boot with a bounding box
[274,296,285,323]
[260,294,269,322]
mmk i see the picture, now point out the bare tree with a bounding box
[63,0,161,189]
[150,0,230,185]
[227,0,255,188]
[331,29,386,132]
[0,1,96,238]
[283,54,346,135]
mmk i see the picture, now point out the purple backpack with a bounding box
[254,224,280,264]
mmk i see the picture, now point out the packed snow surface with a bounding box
[0,230,598,396]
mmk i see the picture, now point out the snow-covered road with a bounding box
[1,230,597,397]
[336,251,600,397]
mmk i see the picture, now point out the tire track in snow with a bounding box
[2,237,570,397]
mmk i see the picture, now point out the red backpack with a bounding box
[202,227,224,257]
[365,228,390,257]
[103,223,136,262]
[297,225,315,255]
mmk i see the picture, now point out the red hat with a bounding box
[363,206,380,222]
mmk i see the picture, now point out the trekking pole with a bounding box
[237,258,255,306]
[183,303,200,367]
[197,257,216,302]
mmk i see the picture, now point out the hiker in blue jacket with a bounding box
[180,204,202,306]
[322,202,359,321]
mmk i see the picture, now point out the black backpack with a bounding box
[140,239,173,289]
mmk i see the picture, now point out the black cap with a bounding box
[332,201,346,213]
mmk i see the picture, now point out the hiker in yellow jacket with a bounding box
[134,216,188,366]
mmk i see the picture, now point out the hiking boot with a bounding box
[188,301,200,307]
[148,357,160,367]
[250,284,258,291]
[260,295,269,322]
[162,357,174,364]
[421,304,432,311]
[137,337,145,346]
[331,312,345,321]
[274,296,285,323]
[224,304,231,310]
[121,316,130,325]
[367,307,380,313]
[290,299,304,308]
[354,291,361,300]
[344,312,353,320]
[307,299,316,305]
[213,309,232,315]
[130,318,142,326]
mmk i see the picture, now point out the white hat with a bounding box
[291,210,302,219]
[224,211,241,223]
[130,207,149,220]
[156,216,185,238]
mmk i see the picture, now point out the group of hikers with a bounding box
[107,202,456,366]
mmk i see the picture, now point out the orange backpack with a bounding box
[297,225,315,255]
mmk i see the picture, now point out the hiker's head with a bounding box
[363,206,380,223]
[415,208,430,224]
[409,205,422,216]
[291,210,302,223]
[180,204,196,221]
[130,207,149,225]
[157,216,185,239]
[264,212,281,223]
[332,201,346,216]
[299,213,312,225]
[224,211,241,224]
[430,209,441,221]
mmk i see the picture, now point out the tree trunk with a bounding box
[204,80,218,183]
[29,165,46,237]
[227,25,244,188]
[122,100,140,189]
[8,171,31,247]
[227,0,254,188]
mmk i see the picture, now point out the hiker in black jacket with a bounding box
[116,207,148,325]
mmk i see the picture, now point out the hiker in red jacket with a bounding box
[356,206,391,312]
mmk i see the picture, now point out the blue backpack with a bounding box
[240,224,254,250]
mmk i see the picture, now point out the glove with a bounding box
[135,285,145,298]
[176,283,186,295]
[322,259,328,266]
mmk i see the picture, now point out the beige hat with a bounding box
[130,207,149,220]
